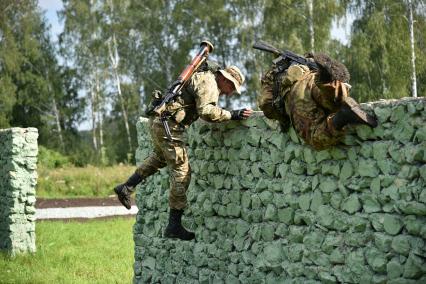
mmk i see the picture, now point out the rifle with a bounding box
[149,40,214,140]
[253,40,318,72]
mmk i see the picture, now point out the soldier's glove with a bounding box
[145,90,163,116]
[231,108,249,120]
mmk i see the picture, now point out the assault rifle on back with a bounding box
[253,40,318,72]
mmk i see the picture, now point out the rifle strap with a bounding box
[272,69,291,131]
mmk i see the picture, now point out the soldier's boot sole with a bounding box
[343,97,378,128]
[114,184,132,210]
[164,225,195,241]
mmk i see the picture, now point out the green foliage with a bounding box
[37,146,71,169]
[2,0,424,166]
[347,0,426,101]
[36,164,134,198]
[0,0,85,158]
[0,218,134,283]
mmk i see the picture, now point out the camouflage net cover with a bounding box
[0,128,38,255]
[134,98,425,284]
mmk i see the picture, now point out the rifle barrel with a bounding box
[252,41,281,56]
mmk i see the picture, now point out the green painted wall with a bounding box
[134,98,425,284]
[0,128,38,255]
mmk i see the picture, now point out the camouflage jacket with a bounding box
[166,71,232,127]
[259,64,345,149]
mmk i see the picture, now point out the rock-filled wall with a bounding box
[134,98,425,284]
[0,128,38,255]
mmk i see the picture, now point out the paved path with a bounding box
[36,206,138,220]
[36,198,138,220]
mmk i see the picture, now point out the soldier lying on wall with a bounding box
[254,41,378,150]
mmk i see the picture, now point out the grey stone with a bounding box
[374,233,393,252]
[263,242,283,265]
[0,128,38,255]
[361,194,381,213]
[321,161,340,177]
[365,248,387,273]
[391,235,411,256]
[397,201,426,216]
[133,100,426,282]
[387,260,404,279]
[310,190,323,212]
[298,194,311,211]
[374,107,392,122]
[383,214,403,235]
[342,194,361,214]
[264,204,277,221]
[358,159,379,177]
[278,207,294,224]
[319,178,338,193]
[403,253,424,279]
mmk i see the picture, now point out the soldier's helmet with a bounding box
[218,66,245,94]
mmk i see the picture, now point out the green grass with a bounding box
[37,165,135,198]
[0,218,135,284]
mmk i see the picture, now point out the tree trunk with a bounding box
[307,0,315,52]
[90,83,98,150]
[52,97,64,150]
[108,33,133,153]
[408,0,417,98]
[95,73,105,165]
[219,42,232,108]
[107,0,133,155]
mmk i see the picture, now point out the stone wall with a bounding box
[0,128,38,255]
[134,98,425,284]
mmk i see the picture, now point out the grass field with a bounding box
[0,218,135,284]
[37,164,135,198]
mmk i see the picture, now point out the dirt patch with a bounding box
[36,197,136,208]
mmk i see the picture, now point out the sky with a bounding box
[38,0,64,41]
[38,0,353,46]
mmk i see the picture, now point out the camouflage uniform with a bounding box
[136,71,232,209]
[259,64,346,150]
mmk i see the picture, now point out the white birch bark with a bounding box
[95,73,104,152]
[90,81,98,150]
[107,0,133,152]
[307,0,315,52]
[52,97,64,150]
[408,0,417,98]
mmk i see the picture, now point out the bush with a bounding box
[37,164,134,198]
[38,146,71,169]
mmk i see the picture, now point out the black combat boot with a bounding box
[164,209,195,241]
[332,97,378,130]
[114,173,143,210]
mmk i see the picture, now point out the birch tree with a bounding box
[347,0,426,101]
[408,0,417,97]
[105,0,133,153]
[60,0,108,153]
[0,0,83,150]
[307,0,315,51]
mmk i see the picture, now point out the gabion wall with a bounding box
[0,128,38,255]
[134,98,425,284]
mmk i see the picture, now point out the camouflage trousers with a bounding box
[135,118,191,210]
